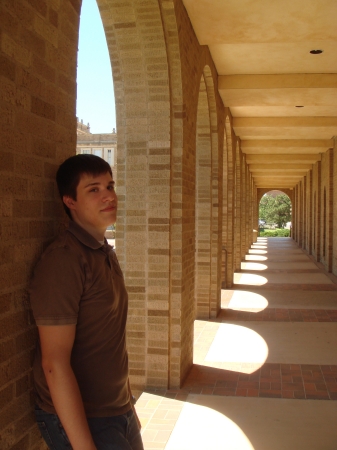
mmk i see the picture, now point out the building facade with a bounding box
[76,119,117,172]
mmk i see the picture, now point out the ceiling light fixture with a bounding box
[310,49,323,54]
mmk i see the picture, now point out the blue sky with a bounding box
[76,0,116,133]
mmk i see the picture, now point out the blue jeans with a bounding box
[35,406,144,450]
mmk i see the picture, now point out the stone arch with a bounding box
[234,141,241,271]
[97,0,190,391]
[224,115,235,288]
[98,0,172,393]
[221,121,228,287]
[258,189,293,229]
[257,188,293,205]
[204,66,221,319]
[194,66,220,320]
[240,151,247,259]
[195,73,212,319]
[157,0,187,389]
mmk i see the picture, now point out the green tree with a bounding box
[259,193,291,228]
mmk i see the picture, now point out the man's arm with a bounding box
[38,324,97,450]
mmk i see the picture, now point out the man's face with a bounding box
[63,171,117,239]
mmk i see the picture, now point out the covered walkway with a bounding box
[2,2,337,447]
[137,237,337,449]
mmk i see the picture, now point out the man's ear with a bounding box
[63,195,76,210]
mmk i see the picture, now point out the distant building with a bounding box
[76,119,117,177]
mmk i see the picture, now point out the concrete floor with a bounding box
[136,238,337,449]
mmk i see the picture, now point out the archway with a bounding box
[258,190,293,233]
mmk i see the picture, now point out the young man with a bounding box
[29,154,144,450]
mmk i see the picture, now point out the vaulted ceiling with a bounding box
[182,0,337,188]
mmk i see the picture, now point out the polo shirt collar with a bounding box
[67,221,104,250]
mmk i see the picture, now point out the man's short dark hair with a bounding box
[56,154,113,218]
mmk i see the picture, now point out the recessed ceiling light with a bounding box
[310,49,323,54]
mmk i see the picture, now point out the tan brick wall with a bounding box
[0,0,79,448]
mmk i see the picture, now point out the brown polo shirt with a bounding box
[29,221,131,417]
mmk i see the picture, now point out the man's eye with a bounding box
[108,185,115,191]
[90,188,98,192]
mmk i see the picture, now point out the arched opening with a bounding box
[77,0,116,134]
[76,0,118,245]
[258,190,292,236]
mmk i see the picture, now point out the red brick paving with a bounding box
[148,364,337,401]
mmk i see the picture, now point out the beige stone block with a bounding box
[148,265,170,273]
[0,199,12,217]
[2,34,31,67]
[147,287,169,296]
[147,357,168,369]
[0,79,28,111]
[0,102,15,130]
[13,242,41,263]
[29,180,55,199]
[148,325,169,336]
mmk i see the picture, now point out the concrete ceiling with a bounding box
[182,0,337,189]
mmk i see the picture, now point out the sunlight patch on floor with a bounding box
[165,401,255,450]
[221,290,268,312]
[234,273,268,286]
[245,255,268,261]
[205,323,269,374]
[248,249,268,254]
[241,262,268,271]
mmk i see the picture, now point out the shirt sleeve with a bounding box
[29,246,86,326]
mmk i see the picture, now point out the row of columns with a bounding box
[293,144,335,273]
